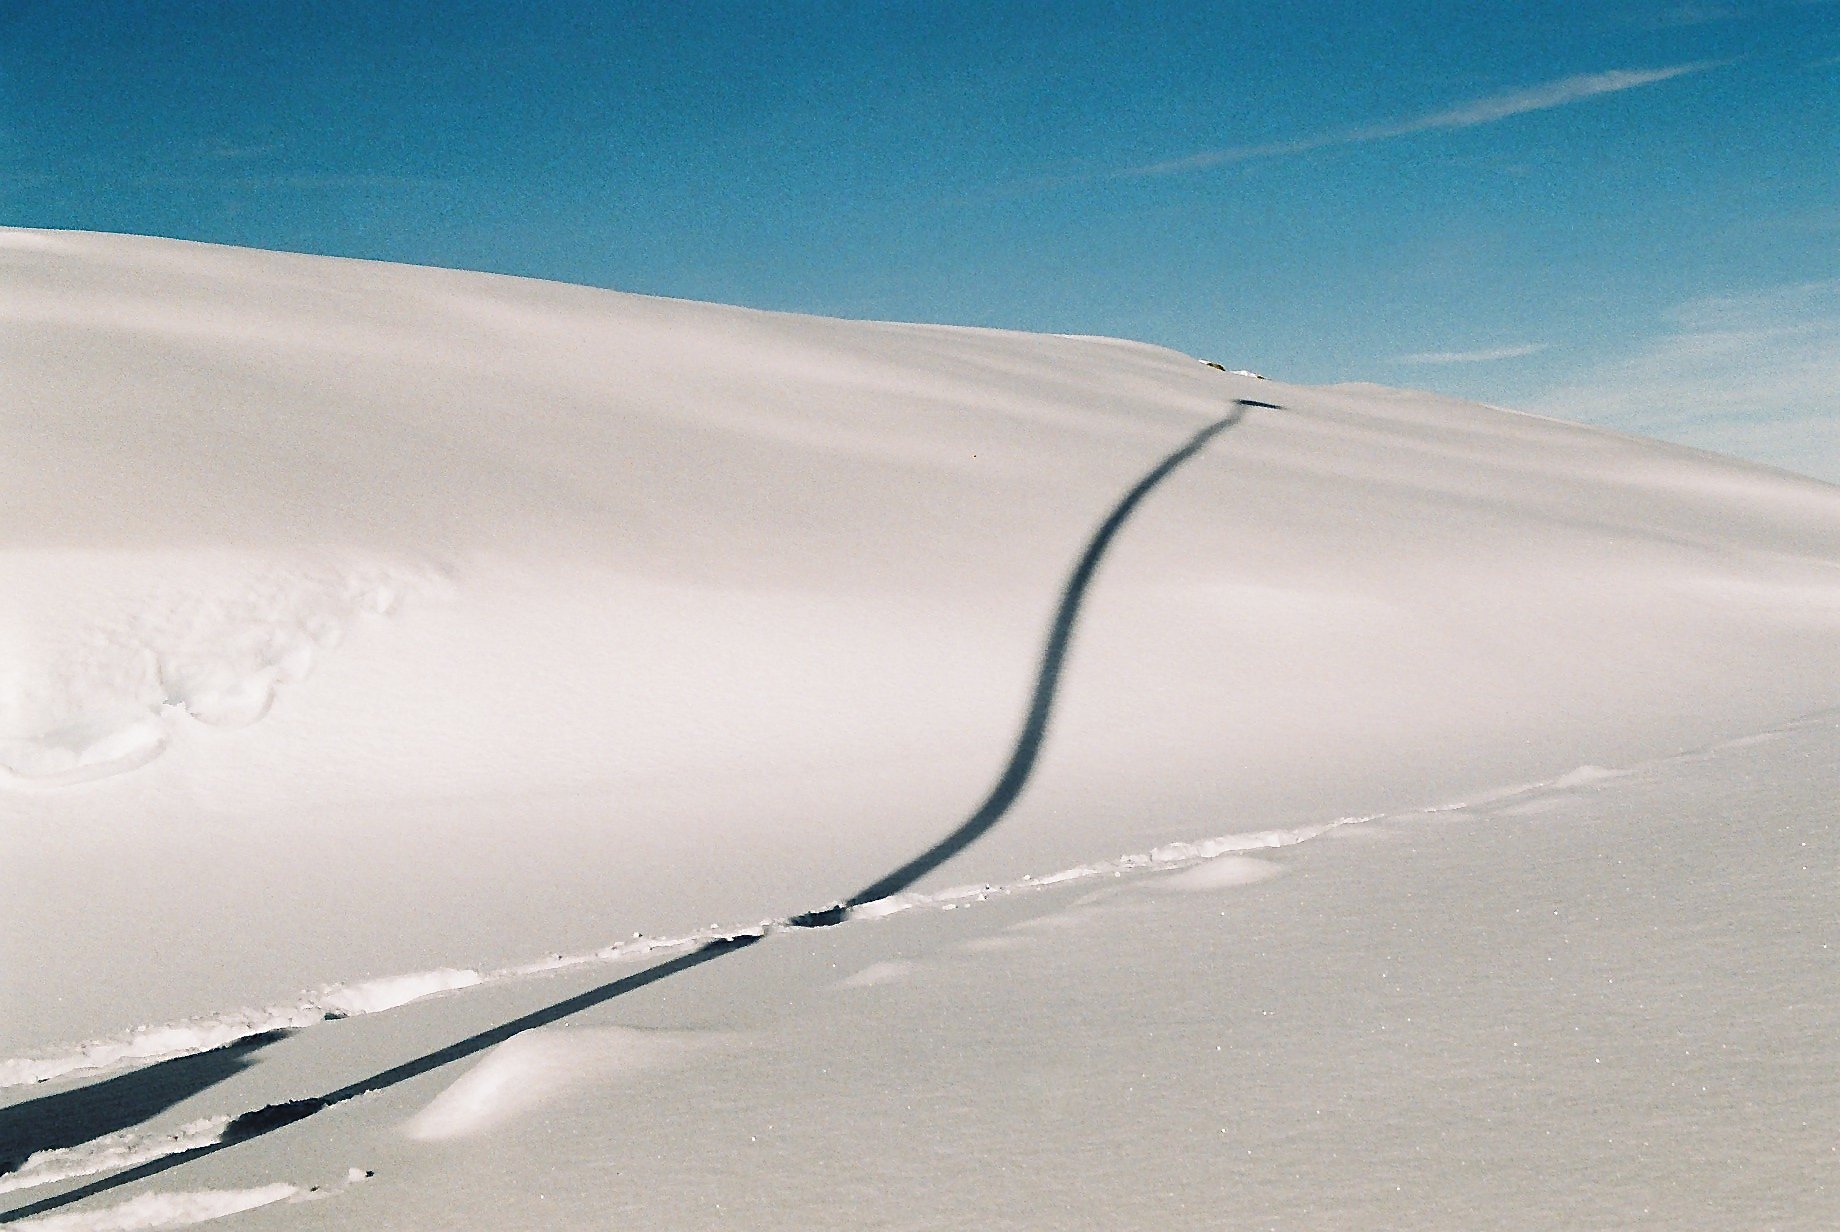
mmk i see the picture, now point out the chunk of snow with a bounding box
[1155,855,1284,891]
[317,968,482,1018]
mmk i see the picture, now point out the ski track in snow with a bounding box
[5,1168,372,1231]
[7,704,1831,1108]
[0,707,1834,1214]
[0,973,484,1091]
[6,1184,300,1231]
[0,1122,232,1200]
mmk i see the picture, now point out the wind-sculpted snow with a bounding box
[9,229,1840,1063]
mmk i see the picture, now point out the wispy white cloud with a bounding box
[1124,63,1715,178]
[1403,65,1710,128]
[1524,280,1840,484]
[1394,343,1548,365]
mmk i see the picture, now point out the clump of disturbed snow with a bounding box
[846,819,1367,922]
[0,554,441,785]
[316,968,482,1018]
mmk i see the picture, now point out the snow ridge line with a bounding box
[10,704,1834,1096]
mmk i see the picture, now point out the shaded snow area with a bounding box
[4,228,1839,1228]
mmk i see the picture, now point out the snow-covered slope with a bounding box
[7,224,1840,1054]
[3,229,1839,1227]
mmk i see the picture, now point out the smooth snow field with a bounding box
[4,228,1838,1229]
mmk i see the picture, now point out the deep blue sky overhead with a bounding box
[5,1,1837,477]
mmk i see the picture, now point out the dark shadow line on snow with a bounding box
[0,1033,291,1178]
[2,398,1264,1224]
[793,401,1251,921]
[0,937,759,1224]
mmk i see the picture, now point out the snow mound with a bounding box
[1155,855,1284,890]
[402,1027,731,1141]
[836,960,917,989]
[1548,764,1623,789]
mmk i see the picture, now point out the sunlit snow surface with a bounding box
[3,229,1838,1228]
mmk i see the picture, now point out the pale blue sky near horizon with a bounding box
[4,1,1837,478]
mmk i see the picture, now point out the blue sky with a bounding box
[5,1,1837,478]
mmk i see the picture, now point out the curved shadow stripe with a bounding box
[1,399,1261,1223]
[0,938,758,1224]
[802,402,1250,918]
